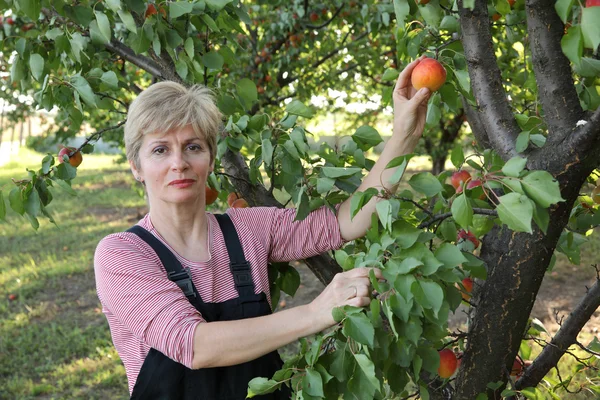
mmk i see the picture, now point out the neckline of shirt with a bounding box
[142,212,214,266]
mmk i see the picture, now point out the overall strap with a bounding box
[126,225,216,321]
[214,213,256,297]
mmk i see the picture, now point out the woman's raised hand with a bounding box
[392,56,432,153]
[307,267,384,328]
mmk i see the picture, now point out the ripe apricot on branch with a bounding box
[458,277,474,301]
[227,192,240,207]
[450,170,472,193]
[438,349,458,378]
[231,198,249,208]
[205,187,219,206]
[58,146,83,168]
[411,58,447,92]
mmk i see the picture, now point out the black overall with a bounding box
[126,214,291,400]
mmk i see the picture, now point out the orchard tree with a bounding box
[1,0,600,399]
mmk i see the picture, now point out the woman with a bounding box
[94,57,431,399]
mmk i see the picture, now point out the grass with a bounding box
[0,147,598,399]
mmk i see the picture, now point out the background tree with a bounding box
[1,0,599,398]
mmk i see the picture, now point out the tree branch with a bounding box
[104,40,164,79]
[525,0,584,147]
[515,278,600,389]
[458,0,520,160]
[561,107,600,172]
[418,208,498,229]
[220,148,342,285]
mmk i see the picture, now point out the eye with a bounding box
[187,144,202,151]
[152,146,167,155]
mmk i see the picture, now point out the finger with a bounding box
[394,56,427,99]
[355,284,371,298]
[346,296,372,308]
[407,87,431,112]
[344,285,357,300]
[345,267,371,278]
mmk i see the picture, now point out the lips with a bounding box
[169,179,196,186]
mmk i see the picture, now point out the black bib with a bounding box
[126,214,290,400]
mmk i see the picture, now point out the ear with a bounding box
[129,159,141,181]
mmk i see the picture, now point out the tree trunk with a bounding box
[18,120,25,147]
[431,155,447,176]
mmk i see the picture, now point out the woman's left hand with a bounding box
[392,56,432,152]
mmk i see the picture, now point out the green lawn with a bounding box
[1,148,598,399]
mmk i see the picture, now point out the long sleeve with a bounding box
[226,205,346,263]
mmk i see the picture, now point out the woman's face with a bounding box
[131,125,214,208]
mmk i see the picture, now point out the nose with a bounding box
[170,150,189,172]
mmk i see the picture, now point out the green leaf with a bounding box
[496,193,534,233]
[202,51,224,70]
[105,0,122,12]
[279,265,300,296]
[555,0,574,23]
[353,354,381,393]
[70,76,97,108]
[94,11,112,43]
[10,57,25,83]
[294,186,310,222]
[385,154,412,186]
[581,7,600,50]
[184,37,195,59]
[516,130,530,153]
[176,60,188,80]
[344,313,375,347]
[532,203,549,234]
[321,167,361,179]
[100,71,119,90]
[376,200,392,231]
[301,368,323,397]
[352,125,383,150]
[382,68,399,81]
[261,139,273,166]
[0,190,5,220]
[392,220,422,249]
[454,69,471,93]
[393,0,410,28]
[19,0,42,20]
[118,10,137,33]
[349,188,378,218]
[169,1,194,18]
[52,178,77,196]
[247,377,280,397]
[451,193,473,229]
[521,171,565,208]
[201,14,219,31]
[286,100,314,118]
[9,188,25,215]
[408,172,443,197]
[434,243,468,268]
[236,78,257,105]
[24,188,41,218]
[205,0,233,11]
[419,280,444,315]
[561,26,583,65]
[29,54,44,81]
[450,144,464,169]
[502,156,527,178]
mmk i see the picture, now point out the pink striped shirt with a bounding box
[94,206,345,394]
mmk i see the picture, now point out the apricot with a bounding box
[411,58,447,92]
[231,198,249,208]
[438,349,458,378]
[58,146,83,168]
[205,187,219,206]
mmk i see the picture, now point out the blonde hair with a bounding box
[124,81,222,168]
